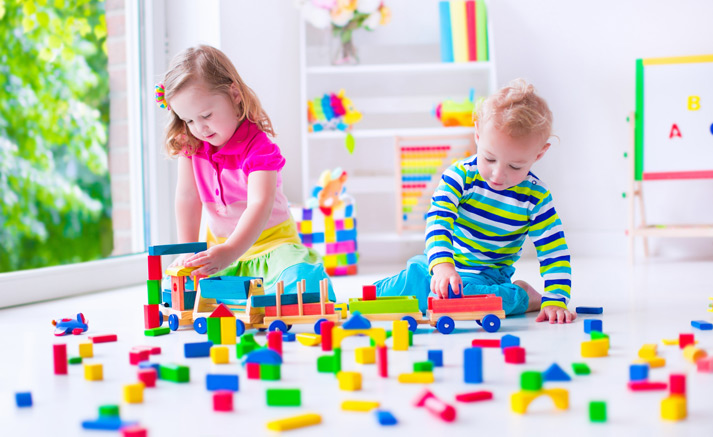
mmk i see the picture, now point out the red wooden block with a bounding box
[53,344,67,375]
[246,362,260,380]
[265,302,335,317]
[346,265,357,275]
[137,368,157,388]
[267,331,283,356]
[627,381,668,391]
[149,346,161,355]
[130,350,150,365]
[429,294,503,314]
[362,285,376,301]
[377,345,388,378]
[171,276,185,311]
[471,339,501,348]
[503,346,525,364]
[122,426,148,437]
[321,321,334,352]
[89,334,117,343]
[147,255,162,280]
[679,333,695,349]
[455,391,493,403]
[144,304,160,329]
[213,390,233,412]
[669,373,686,395]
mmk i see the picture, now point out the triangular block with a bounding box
[543,363,571,382]
[243,349,282,365]
[342,311,371,330]
[209,303,235,319]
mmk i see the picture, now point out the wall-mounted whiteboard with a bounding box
[635,55,713,180]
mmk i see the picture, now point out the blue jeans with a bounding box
[374,255,529,316]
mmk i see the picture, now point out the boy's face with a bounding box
[475,121,550,190]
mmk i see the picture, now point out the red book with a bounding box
[466,1,477,61]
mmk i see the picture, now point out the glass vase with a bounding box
[331,31,359,66]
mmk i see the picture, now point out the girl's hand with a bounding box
[535,306,577,324]
[168,253,189,269]
[431,263,462,299]
[183,244,237,277]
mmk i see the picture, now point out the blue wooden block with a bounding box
[464,347,483,383]
[184,341,213,358]
[200,276,261,300]
[500,334,520,352]
[81,418,137,431]
[691,320,713,330]
[447,284,462,299]
[584,319,603,334]
[251,291,322,308]
[206,374,239,392]
[15,392,32,407]
[244,349,283,365]
[343,311,372,330]
[543,363,571,382]
[629,363,649,381]
[375,410,398,426]
[148,242,207,256]
[283,332,296,342]
[428,350,443,367]
[138,361,160,377]
[576,306,603,314]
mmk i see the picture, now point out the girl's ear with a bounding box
[230,83,241,105]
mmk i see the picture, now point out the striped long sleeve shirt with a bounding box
[426,156,571,309]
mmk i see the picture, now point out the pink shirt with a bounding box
[188,120,290,240]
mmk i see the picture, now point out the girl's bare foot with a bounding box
[514,280,542,312]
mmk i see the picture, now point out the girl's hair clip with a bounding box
[155,83,170,110]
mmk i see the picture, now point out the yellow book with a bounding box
[450,1,468,63]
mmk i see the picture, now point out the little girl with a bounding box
[157,44,334,300]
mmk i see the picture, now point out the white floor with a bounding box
[1,256,713,436]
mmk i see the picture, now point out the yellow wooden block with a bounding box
[392,320,409,351]
[210,346,230,364]
[123,382,145,403]
[297,333,322,347]
[341,400,380,412]
[79,342,93,358]
[581,339,608,358]
[661,395,687,421]
[301,220,312,234]
[634,356,666,368]
[324,255,338,268]
[398,372,434,384]
[220,316,236,345]
[343,218,354,229]
[511,388,569,414]
[266,413,322,431]
[662,338,678,346]
[337,371,362,391]
[334,303,348,319]
[333,327,386,348]
[84,363,103,381]
[355,346,375,364]
[683,345,707,363]
[638,343,657,358]
[164,265,199,276]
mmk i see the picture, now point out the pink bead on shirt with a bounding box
[188,120,290,240]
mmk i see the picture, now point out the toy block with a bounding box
[236,336,260,359]
[146,280,161,304]
[159,364,190,383]
[321,320,334,351]
[576,306,603,314]
[362,285,376,301]
[211,346,230,364]
[683,345,707,363]
[123,382,144,404]
[398,372,434,383]
[392,320,409,351]
[427,350,443,367]
[455,391,493,403]
[184,341,213,358]
[144,327,170,336]
[260,364,281,381]
[220,316,237,345]
[283,332,296,342]
[244,349,282,365]
[500,334,520,351]
[355,346,375,364]
[333,326,387,349]
[581,339,608,357]
[341,400,380,412]
[589,401,607,422]
[266,413,322,432]
[334,303,348,319]
[79,342,93,358]
[121,426,148,437]
[130,350,150,365]
[213,390,233,412]
[629,363,649,381]
[246,362,260,379]
[84,363,103,381]
[662,338,679,346]
[137,368,157,388]
[669,373,686,396]
[691,320,713,330]
[430,294,503,313]
[297,333,321,347]
[571,362,590,375]
[82,418,137,431]
[266,388,301,407]
[627,381,667,391]
[148,242,207,256]
[414,389,456,422]
[377,345,388,378]
[338,371,362,391]
[504,346,526,364]
[342,312,372,330]
[543,363,571,382]
[207,317,222,345]
[89,334,118,343]
[679,333,695,349]
[520,371,543,391]
[349,296,421,315]
[68,357,82,364]
[638,343,658,358]
[583,319,602,334]
[267,331,283,356]
[170,276,185,311]
[264,302,336,317]
[511,388,569,414]
[697,356,713,372]
[472,339,500,348]
[15,392,32,408]
[636,356,666,368]
[464,347,483,383]
[206,374,239,391]
[414,361,434,372]
[590,330,609,346]
[147,255,162,280]
[98,404,120,417]
[661,395,687,421]
[375,410,398,426]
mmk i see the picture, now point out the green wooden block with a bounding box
[589,401,607,422]
[590,331,609,340]
[236,336,261,359]
[520,371,542,391]
[68,356,83,365]
[347,296,420,314]
[266,388,301,406]
[98,405,120,418]
[333,347,342,374]
[260,364,281,381]
[145,327,170,337]
[409,330,413,346]
[572,362,591,375]
[207,317,222,345]
[147,279,161,305]
[413,361,434,372]
[317,355,334,373]
[159,364,190,383]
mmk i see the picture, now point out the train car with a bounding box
[347,285,423,332]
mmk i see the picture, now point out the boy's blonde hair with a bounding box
[162,45,275,156]
[474,78,552,142]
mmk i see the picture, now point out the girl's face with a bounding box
[169,80,240,148]
[475,121,550,190]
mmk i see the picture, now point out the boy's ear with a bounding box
[535,142,551,161]
[473,121,480,143]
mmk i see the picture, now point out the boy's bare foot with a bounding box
[514,280,542,312]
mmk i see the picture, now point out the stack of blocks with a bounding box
[296,204,358,276]
[207,304,237,346]
[661,374,687,421]
[511,371,569,414]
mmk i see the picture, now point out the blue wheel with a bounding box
[436,316,455,334]
[158,312,164,327]
[235,319,246,337]
[286,324,293,332]
[168,314,179,331]
[193,317,207,334]
[481,314,501,333]
[268,320,288,333]
[401,316,418,332]
[314,318,328,334]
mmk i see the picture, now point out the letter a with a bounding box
[669,123,682,139]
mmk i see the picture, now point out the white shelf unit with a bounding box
[298,0,497,263]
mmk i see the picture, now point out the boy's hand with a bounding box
[431,263,462,299]
[535,305,577,324]
[183,244,236,277]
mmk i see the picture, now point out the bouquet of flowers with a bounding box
[299,0,391,65]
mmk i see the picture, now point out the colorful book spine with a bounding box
[475,0,488,61]
[438,1,453,62]
[465,1,477,61]
[450,1,468,63]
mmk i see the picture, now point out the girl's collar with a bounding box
[203,119,250,156]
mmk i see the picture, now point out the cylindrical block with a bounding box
[669,373,686,396]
